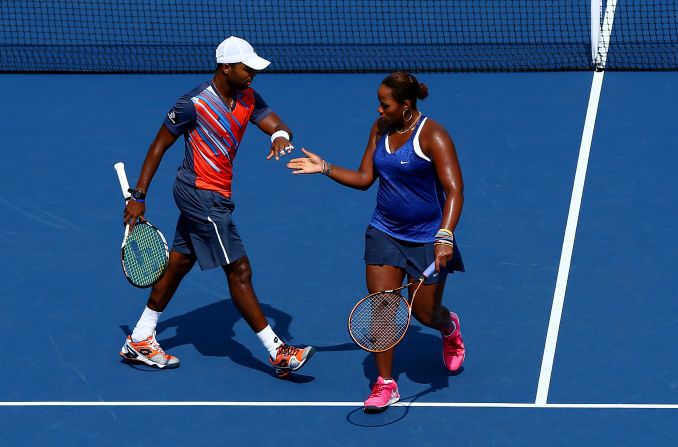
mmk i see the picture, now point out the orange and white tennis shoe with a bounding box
[269,344,315,378]
[442,312,465,371]
[364,376,400,413]
[120,331,180,369]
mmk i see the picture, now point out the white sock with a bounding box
[256,325,283,359]
[131,306,161,342]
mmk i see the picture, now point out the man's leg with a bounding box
[224,256,314,376]
[120,250,195,369]
[223,256,268,331]
[147,250,196,312]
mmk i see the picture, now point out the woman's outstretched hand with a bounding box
[286,148,324,174]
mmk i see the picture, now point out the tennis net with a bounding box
[0,0,675,73]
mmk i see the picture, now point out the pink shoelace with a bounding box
[445,334,463,355]
[369,382,392,398]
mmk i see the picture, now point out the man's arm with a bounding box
[123,125,179,226]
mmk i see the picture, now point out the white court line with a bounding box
[535,70,606,405]
[535,0,618,406]
[1,401,678,409]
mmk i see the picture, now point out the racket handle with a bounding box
[114,162,132,199]
[422,261,437,278]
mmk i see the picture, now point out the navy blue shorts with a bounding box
[364,225,465,284]
[172,179,246,271]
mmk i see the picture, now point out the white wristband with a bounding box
[270,130,290,143]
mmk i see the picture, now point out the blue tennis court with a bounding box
[2,1,678,445]
[2,70,677,446]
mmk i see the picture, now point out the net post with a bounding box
[594,0,619,71]
[590,0,602,67]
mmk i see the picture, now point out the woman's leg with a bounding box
[366,264,406,379]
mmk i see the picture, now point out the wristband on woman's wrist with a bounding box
[435,228,454,246]
[321,160,333,176]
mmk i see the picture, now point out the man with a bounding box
[119,36,314,378]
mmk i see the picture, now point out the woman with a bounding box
[287,72,465,412]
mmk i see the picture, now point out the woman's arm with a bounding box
[421,119,464,270]
[423,119,464,232]
[287,119,383,191]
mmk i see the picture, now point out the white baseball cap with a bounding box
[215,36,270,70]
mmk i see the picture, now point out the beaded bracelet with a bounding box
[321,160,333,176]
[435,228,454,247]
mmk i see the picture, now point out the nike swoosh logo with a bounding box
[400,161,409,164]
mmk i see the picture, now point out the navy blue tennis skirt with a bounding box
[364,225,465,284]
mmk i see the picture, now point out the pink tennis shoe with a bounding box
[363,376,400,413]
[442,312,465,371]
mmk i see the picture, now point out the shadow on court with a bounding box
[345,385,442,428]
[343,327,460,427]
[119,298,315,381]
[361,325,458,392]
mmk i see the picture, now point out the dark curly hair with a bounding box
[381,71,429,106]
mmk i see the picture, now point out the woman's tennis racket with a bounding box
[348,262,437,352]
[114,162,169,288]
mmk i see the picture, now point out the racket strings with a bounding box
[122,223,168,287]
[348,291,410,352]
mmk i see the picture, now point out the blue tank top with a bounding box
[369,117,445,243]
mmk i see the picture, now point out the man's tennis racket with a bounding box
[114,162,169,288]
[348,262,437,352]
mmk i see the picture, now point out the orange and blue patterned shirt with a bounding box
[163,81,272,197]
